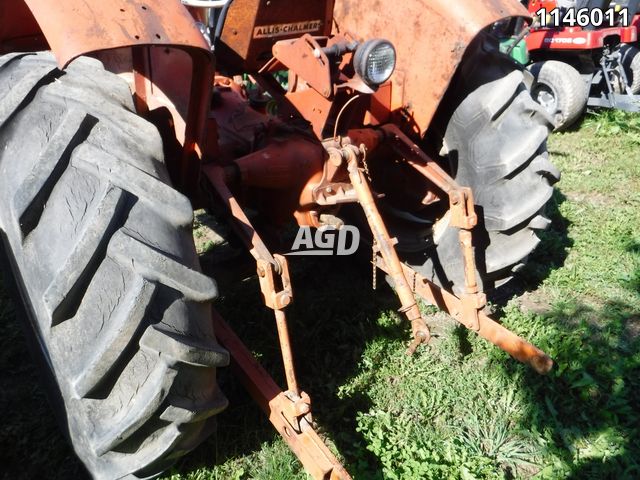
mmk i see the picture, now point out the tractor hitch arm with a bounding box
[376,259,554,375]
[212,309,351,480]
[203,164,351,479]
[343,125,553,373]
[380,124,487,331]
[337,143,432,354]
[363,125,553,373]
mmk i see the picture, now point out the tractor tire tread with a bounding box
[409,41,558,292]
[0,51,228,480]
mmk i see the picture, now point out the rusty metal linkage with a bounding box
[364,125,553,374]
[347,154,432,354]
[203,164,350,479]
[212,309,350,480]
[377,258,554,375]
[380,124,488,332]
[333,126,552,372]
[322,139,431,354]
[202,125,553,480]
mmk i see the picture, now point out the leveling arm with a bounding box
[203,164,351,480]
[346,124,554,374]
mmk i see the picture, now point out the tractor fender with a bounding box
[19,0,210,68]
[8,0,215,190]
[333,0,529,136]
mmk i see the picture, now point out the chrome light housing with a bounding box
[354,39,397,87]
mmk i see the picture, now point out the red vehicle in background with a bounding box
[524,0,640,129]
[615,1,640,63]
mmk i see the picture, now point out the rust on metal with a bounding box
[376,258,554,375]
[204,166,299,388]
[272,34,333,98]
[203,164,277,262]
[3,0,557,478]
[19,0,216,194]
[380,124,460,195]
[23,0,210,68]
[377,124,489,330]
[256,255,299,395]
[335,140,431,353]
[204,163,351,476]
[212,310,351,480]
[340,125,549,370]
[275,305,300,395]
[333,0,529,136]
[218,0,335,72]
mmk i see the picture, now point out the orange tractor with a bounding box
[0,0,558,478]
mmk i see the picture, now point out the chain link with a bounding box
[361,145,372,182]
[362,146,377,290]
[372,239,377,290]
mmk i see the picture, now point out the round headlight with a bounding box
[354,39,397,87]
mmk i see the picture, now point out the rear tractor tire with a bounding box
[528,60,588,131]
[0,52,229,479]
[396,41,560,293]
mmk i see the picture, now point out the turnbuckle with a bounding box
[326,140,432,354]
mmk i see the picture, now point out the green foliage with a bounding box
[583,110,640,142]
[163,441,301,480]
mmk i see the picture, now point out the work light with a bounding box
[354,39,397,87]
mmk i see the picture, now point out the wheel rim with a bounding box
[534,84,562,125]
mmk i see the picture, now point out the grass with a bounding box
[1,110,639,479]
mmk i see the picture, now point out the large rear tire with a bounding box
[0,52,229,479]
[398,42,560,293]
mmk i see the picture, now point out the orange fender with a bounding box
[333,0,529,136]
[3,0,210,68]
[1,0,215,193]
